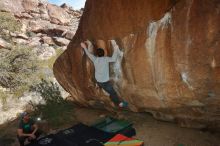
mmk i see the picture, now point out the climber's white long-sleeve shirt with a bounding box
[83,47,119,83]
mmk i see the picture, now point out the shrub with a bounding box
[31,79,63,104]
[0,12,21,32]
[0,45,40,96]
[30,79,75,128]
[0,44,64,105]
[0,90,8,110]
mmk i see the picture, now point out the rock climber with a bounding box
[81,40,128,108]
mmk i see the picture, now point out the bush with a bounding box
[0,12,21,32]
[30,79,75,128]
[0,44,64,105]
[31,79,63,104]
[0,90,8,111]
[0,45,40,97]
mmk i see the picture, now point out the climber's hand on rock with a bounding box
[80,42,87,49]
[85,40,92,45]
[118,50,124,57]
[110,40,119,51]
[110,40,117,45]
[85,40,94,50]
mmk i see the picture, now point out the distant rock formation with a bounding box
[0,0,81,59]
[54,0,220,130]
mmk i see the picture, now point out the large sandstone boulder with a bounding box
[28,37,41,47]
[62,31,75,40]
[28,20,53,33]
[54,0,220,129]
[0,0,43,13]
[0,0,80,28]
[53,37,70,46]
[22,0,39,13]
[0,0,24,13]
[47,4,71,25]
[41,36,54,45]
[0,38,11,49]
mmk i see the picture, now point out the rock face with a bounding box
[0,0,81,57]
[54,0,220,129]
[0,38,11,49]
[47,4,71,25]
[0,0,24,13]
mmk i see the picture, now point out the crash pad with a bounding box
[92,117,135,137]
[104,134,144,146]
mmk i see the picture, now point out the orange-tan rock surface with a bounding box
[54,0,220,129]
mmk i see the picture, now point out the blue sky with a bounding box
[48,0,86,10]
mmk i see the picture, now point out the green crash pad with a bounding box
[92,117,133,134]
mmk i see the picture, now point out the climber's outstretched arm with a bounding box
[81,40,96,62]
[107,40,120,62]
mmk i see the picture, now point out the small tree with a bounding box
[30,79,64,104]
[0,45,40,97]
[30,79,75,128]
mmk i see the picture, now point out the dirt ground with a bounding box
[1,106,220,146]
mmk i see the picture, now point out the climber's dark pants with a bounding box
[98,81,121,105]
